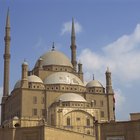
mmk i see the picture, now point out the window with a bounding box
[33,96,37,104]
[67,117,71,126]
[86,118,90,126]
[41,97,45,104]
[76,117,80,121]
[32,108,37,116]
[100,111,104,118]
[100,100,104,107]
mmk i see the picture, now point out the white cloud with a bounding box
[79,23,140,83]
[61,20,82,35]
[78,24,140,110]
[114,89,125,110]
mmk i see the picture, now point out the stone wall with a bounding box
[0,125,95,140]
[99,120,140,140]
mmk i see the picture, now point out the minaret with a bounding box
[3,9,11,97]
[1,9,11,125]
[21,60,28,88]
[105,67,114,121]
[70,18,77,72]
[78,62,83,81]
[105,67,113,94]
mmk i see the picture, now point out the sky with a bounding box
[0,0,140,121]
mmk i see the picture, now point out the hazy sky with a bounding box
[0,0,140,120]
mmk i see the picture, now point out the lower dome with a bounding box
[55,93,87,102]
[86,80,103,88]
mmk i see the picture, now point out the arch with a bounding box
[14,123,20,127]
[64,109,93,118]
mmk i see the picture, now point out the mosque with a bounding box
[1,10,140,140]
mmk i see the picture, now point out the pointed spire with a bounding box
[71,18,76,45]
[93,74,94,80]
[6,8,10,28]
[70,18,77,71]
[107,67,110,73]
[72,18,75,37]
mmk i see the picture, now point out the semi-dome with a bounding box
[55,93,87,102]
[86,80,103,88]
[14,75,43,89]
[28,75,43,83]
[44,72,84,86]
[35,50,73,68]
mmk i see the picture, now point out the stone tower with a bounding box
[105,67,113,94]
[105,67,114,121]
[70,18,77,72]
[21,61,28,88]
[3,9,11,97]
[1,9,11,124]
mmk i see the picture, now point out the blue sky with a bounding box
[0,0,140,120]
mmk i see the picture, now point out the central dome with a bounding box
[44,72,84,86]
[35,50,73,68]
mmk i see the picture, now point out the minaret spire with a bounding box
[3,8,11,97]
[70,18,77,72]
[71,18,76,45]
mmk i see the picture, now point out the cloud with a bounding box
[78,24,140,110]
[114,89,125,111]
[61,20,82,35]
[79,24,140,83]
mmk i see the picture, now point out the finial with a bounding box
[23,59,28,65]
[39,57,43,61]
[78,60,81,64]
[6,8,10,28]
[93,74,94,80]
[107,67,110,72]
[52,42,55,51]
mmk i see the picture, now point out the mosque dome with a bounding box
[55,93,87,102]
[35,50,73,68]
[14,75,43,89]
[86,80,103,88]
[44,72,84,86]
[28,75,43,83]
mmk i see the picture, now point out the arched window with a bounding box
[67,117,71,126]
[86,118,90,126]
[87,130,90,135]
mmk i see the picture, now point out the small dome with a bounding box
[14,75,43,89]
[22,61,28,66]
[28,75,43,83]
[44,72,84,86]
[55,93,87,102]
[35,50,73,68]
[86,80,103,88]
[13,116,19,120]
